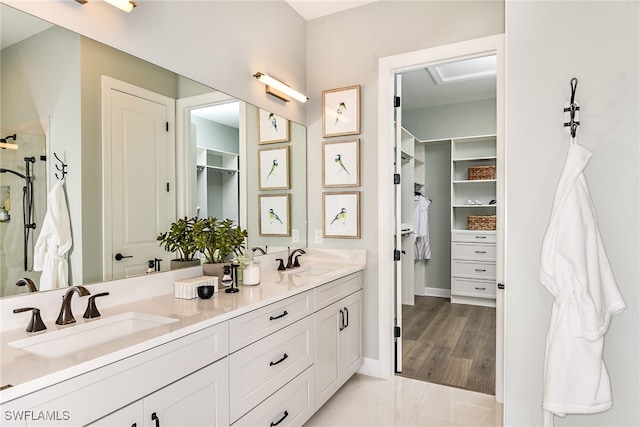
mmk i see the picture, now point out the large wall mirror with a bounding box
[0,4,307,297]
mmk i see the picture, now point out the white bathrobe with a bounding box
[540,143,625,425]
[34,180,72,291]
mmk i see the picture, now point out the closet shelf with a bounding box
[453,204,497,208]
[452,155,497,162]
[453,179,496,184]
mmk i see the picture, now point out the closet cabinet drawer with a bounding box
[452,230,496,243]
[452,260,496,280]
[229,290,314,352]
[229,315,315,422]
[314,272,362,311]
[233,366,315,427]
[452,278,496,299]
[452,242,496,261]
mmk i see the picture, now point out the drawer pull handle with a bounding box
[151,412,160,427]
[269,310,288,321]
[339,309,345,331]
[344,307,349,328]
[475,268,486,272]
[271,410,289,426]
[475,236,487,239]
[270,353,289,366]
[475,250,487,254]
[475,287,487,291]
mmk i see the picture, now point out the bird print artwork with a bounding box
[335,102,346,125]
[330,207,347,225]
[268,208,283,224]
[266,159,278,179]
[268,113,278,133]
[334,154,350,175]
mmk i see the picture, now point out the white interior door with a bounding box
[394,73,403,373]
[103,77,175,280]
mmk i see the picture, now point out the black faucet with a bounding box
[16,278,38,292]
[286,249,306,269]
[56,286,91,325]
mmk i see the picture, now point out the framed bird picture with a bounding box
[258,146,290,190]
[259,109,290,144]
[323,138,360,188]
[323,191,360,239]
[259,194,291,236]
[322,85,361,138]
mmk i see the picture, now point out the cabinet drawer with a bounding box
[452,230,496,243]
[314,272,362,311]
[230,316,314,422]
[452,260,496,280]
[452,278,496,299]
[233,366,315,427]
[452,242,496,261]
[229,290,314,352]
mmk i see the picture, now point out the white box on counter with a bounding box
[174,276,218,299]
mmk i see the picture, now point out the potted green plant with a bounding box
[157,217,200,270]
[193,217,248,277]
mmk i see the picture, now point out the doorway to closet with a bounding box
[378,34,505,401]
[396,58,497,395]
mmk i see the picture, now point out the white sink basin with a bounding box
[283,265,336,276]
[8,312,178,358]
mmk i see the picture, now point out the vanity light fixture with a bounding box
[253,72,308,103]
[0,134,18,150]
[75,0,137,13]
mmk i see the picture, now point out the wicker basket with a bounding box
[468,165,495,180]
[467,215,496,231]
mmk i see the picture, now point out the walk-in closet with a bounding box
[396,54,499,396]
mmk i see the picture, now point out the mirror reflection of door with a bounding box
[103,77,176,280]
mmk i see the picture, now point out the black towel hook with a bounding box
[563,77,580,139]
[54,152,68,180]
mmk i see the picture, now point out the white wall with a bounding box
[505,1,639,426]
[404,99,497,141]
[2,0,307,125]
[306,1,504,360]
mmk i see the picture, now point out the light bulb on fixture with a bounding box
[253,72,308,103]
[104,0,136,12]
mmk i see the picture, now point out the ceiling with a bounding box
[285,0,380,21]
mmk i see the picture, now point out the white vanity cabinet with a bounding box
[314,274,364,410]
[1,322,229,427]
[90,359,229,427]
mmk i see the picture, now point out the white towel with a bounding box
[540,143,625,425]
[34,180,72,290]
[414,194,431,260]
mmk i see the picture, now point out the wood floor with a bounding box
[398,295,496,395]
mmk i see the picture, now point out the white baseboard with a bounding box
[357,357,389,379]
[422,287,451,299]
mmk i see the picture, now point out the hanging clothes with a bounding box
[34,180,72,291]
[540,143,625,426]
[414,194,431,260]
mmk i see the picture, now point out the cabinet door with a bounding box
[88,401,142,427]
[339,290,363,381]
[314,302,341,410]
[143,358,229,427]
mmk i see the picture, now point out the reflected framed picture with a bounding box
[322,85,361,138]
[259,109,290,144]
[258,146,290,190]
[259,194,290,236]
[323,138,360,188]
[323,191,360,239]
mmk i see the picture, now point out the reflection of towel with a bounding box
[540,144,625,426]
[414,195,431,260]
[34,180,72,291]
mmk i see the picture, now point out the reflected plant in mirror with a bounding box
[0,4,307,297]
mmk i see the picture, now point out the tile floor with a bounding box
[304,374,503,427]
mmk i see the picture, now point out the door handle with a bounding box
[151,412,160,427]
[339,309,345,331]
[115,253,133,261]
[344,307,349,328]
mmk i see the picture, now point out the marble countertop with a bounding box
[0,259,365,403]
